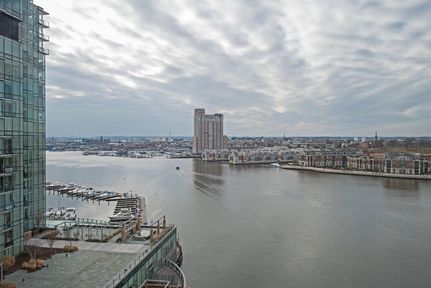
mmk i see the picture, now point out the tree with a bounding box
[45,230,59,250]
[87,231,94,240]
[73,230,80,241]
[25,239,41,260]
[34,213,45,232]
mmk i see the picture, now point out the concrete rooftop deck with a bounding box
[6,250,134,288]
[5,239,152,288]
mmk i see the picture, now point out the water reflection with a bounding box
[383,178,420,199]
[192,160,224,199]
[296,170,327,180]
[227,163,264,174]
[382,178,419,190]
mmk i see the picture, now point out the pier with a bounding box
[46,182,125,202]
[45,182,147,234]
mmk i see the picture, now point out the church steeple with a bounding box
[374,131,378,142]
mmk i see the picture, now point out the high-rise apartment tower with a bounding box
[0,0,48,256]
[193,108,224,154]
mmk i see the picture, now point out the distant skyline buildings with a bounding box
[193,108,225,154]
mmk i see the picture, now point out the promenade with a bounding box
[281,165,431,180]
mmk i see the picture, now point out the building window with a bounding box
[0,12,19,41]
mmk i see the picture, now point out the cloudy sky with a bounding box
[35,0,431,137]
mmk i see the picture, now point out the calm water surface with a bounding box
[47,152,431,288]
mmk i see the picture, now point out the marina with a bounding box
[46,182,127,201]
[45,182,147,226]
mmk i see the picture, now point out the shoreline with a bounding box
[280,165,431,180]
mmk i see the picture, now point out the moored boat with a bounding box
[109,208,134,222]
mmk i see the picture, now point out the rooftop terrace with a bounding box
[5,221,182,288]
[6,249,135,288]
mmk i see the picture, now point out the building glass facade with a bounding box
[0,0,47,257]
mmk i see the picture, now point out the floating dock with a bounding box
[45,181,147,224]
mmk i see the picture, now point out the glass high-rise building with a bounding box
[0,0,48,256]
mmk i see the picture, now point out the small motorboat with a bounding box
[109,208,134,222]
[270,163,281,168]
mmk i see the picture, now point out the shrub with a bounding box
[63,245,79,252]
[0,280,17,288]
[22,259,37,270]
[3,256,15,270]
[36,259,45,269]
[22,259,45,271]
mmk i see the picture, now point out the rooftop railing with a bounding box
[102,226,180,288]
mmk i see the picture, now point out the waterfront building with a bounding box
[202,149,229,161]
[228,148,295,165]
[193,108,224,154]
[347,154,385,172]
[0,0,48,257]
[383,152,429,175]
[297,149,360,168]
[347,152,430,175]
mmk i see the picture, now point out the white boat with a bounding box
[46,208,55,218]
[55,207,66,218]
[270,163,281,167]
[65,207,77,220]
[109,208,134,222]
[97,191,117,200]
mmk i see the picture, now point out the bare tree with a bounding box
[34,213,45,232]
[73,230,80,241]
[25,239,41,260]
[87,231,94,241]
[45,230,59,250]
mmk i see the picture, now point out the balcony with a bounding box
[38,19,50,28]
[0,186,13,193]
[0,167,13,177]
[38,33,49,41]
[38,47,50,55]
[0,149,13,158]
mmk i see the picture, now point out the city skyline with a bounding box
[35,0,431,137]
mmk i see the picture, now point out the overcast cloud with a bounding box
[35,0,431,137]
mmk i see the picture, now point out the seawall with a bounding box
[280,165,431,180]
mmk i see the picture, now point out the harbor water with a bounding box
[47,152,431,288]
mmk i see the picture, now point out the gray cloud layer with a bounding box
[36,0,431,136]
